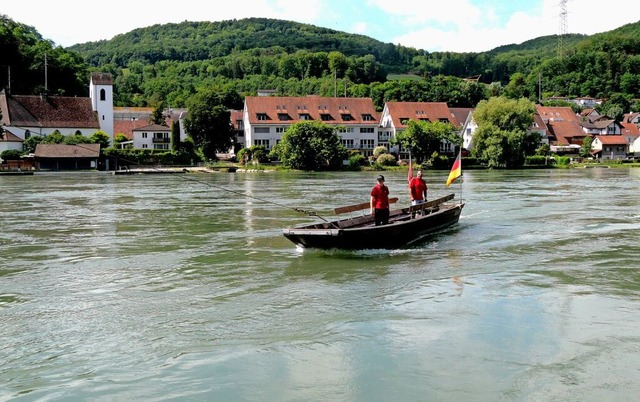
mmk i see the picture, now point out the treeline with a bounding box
[2,15,640,112]
[0,15,88,96]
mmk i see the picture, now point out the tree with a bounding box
[270,121,347,170]
[171,120,180,151]
[472,96,539,167]
[149,103,167,125]
[113,133,130,148]
[23,136,44,153]
[43,130,64,144]
[580,136,594,157]
[89,131,111,149]
[184,88,235,160]
[393,120,460,163]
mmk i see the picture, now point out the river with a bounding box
[1,168,639,401]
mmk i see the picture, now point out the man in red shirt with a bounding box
[409,170,428,205]
[370,175,390,226]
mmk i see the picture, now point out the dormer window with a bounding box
[299,113,311,120]
[257,113,268,121]
[400,118,409,125]
[278,113,290,121]
[341,114,353,121]
[320,114,332,121]
[362,114,374,121]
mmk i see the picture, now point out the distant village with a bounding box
[1,72,639,171]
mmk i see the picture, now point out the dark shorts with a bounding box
[374,208,389,226]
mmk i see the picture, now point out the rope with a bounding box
[37,142,334,222]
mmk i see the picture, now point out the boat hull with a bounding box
[283,203,464,250]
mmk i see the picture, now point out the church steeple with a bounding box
[89,72,114,143]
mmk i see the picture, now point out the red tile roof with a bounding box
[244,96,379,125]
[1,92,99,129]
[385,102,458,128]
[594,135,628,145]
[34,143,100,158]
[536,106,579,122]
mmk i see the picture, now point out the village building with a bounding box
[0,73,113,142]
[243,96,381,157]
[379,102,460,159]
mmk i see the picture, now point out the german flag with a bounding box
[445,151,461,187]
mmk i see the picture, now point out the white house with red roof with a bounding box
[243,96,380,157]
[591,135,628,159]
[132,124,172,150]
[380,102,460,158]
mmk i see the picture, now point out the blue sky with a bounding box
[3,0,638,52]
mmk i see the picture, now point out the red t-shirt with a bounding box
[371,184,390,209]
[409,177,427,201]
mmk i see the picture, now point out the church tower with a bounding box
[89,72,114,143]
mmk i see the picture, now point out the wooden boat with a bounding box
[283,194,464,250]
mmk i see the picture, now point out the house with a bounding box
[536,106,587,152]
[0,73,113,143]
[0,129,23,156]
[113,107,188,146]
[591,135,628,160]
[132,124,172,150]
[380,102,460,158]
[450,107,476,151]
[620,121,639,153]
[34,143,101,170]
[579,114,622,136]
[243,96,380,157]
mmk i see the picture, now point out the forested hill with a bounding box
[69,18,411,69]
[3,14,640,112]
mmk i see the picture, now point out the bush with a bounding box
[373,146,388,158]
[1,149,23,160]
[348,153,367,168]
[376,153,397,166]
[526,155,548,165]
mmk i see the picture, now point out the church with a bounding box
[0,72,114,142]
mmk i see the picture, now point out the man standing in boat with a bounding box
[409,170,428,206]
[370,175,390,226]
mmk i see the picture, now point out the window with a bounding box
[142,144,148,149]
[254,127,270,134]
[361,139,375,149]
[360,127,375,133]
[142,133,148,138]
[338,127,354,133]
[257,113,268,121]
[276,127,285,133]
[320,114,332,121]
[254,139,270,148]
[100,88,106,101]
[154,144,169,150]
[439,118,449,123]
[342,139,354,149]
[341,114,353,121]
[400,118,409,125]
[25,130,31,139]
[299,114,311,120]
[362,114,374,121]
[278,114,289,121]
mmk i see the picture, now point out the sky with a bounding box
[3,0,639,53]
